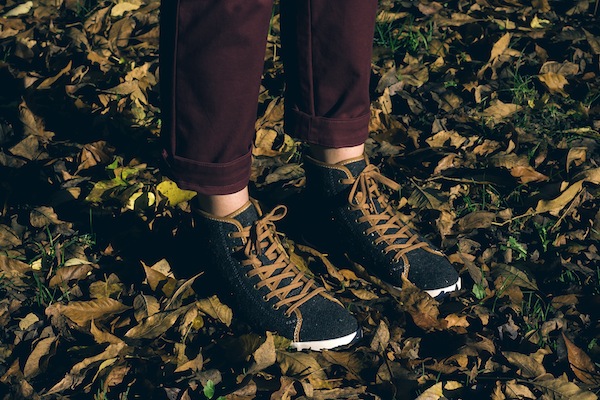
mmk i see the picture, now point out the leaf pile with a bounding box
[1,0,600,399]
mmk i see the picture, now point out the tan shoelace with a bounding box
[230,206,325,316]
[342,164,440,268]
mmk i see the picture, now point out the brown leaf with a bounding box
[47,298,130,327]
[175,352,203,373]
[48,263,93,287]
[24,336,57,378]
[125,305,190,339]
[18,100,54,140]
[551,294,579,309]
[584,29,600,55]
[312,386,368,400]
[490,33,511,62]
[444,314,470,329]
[276,350,328,389]
[532,0,551,11]
[247,332,277,375]
[480,100,522,122]
[76,141,115,173]
[320,351,364,381]
[196,296,233,327]
[398,278,444,331]
[503,351,546,378]
[89,273,125,299]
[90,320,123,345]
[109,17,135,48]
[503,380,536,399]
[566,147,587,173]
[0,255,29,286]
[164,272,201,311]
[133,294,160,322]
[30,206,62,228]
[104,364,130,388]
[457,211,496,232]
[9,135,45,160]
[83,6,110,34]
[509,165,549,184]
[562,332,600,385]
[533,374,598,400]
[37,61,72,89]
[143,262,177,297]
[0,225,21,248]
[415,381,463,400]
[370,320,390,351]
[350,288,378,300]
[538,72,569,96]
[491,264,538,291]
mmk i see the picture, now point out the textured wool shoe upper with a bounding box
[197,200,359,350]
[304,155,461,298]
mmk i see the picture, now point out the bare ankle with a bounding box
[310,144,365,165]
[196,187,249,217]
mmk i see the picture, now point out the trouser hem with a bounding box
[285,108,371,148]
[162,150,252,195]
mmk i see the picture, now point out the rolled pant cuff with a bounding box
[286,108,371,148]
[162,149,252,195]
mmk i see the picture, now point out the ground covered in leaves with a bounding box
[1,0,600,399]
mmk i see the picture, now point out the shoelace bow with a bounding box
[342,164,439,267]
[231,205,324,316]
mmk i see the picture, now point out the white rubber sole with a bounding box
[420,277,462,299]
[290,330,360,351]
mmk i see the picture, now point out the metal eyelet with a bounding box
[253,284,259,290]
[262,295,268,302]
[227,232,233,238]
[272,304,280,310]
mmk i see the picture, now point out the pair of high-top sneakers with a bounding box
[197,155,461,350]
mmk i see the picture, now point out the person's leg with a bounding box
[159,0,359,349]
[281,0,461,297]
[280,0,376,154]
[160,0,275,215]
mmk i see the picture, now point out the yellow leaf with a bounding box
[530,15,551,29]
[156,180,196,206]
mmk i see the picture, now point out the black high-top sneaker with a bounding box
[304,155,461,298]
[196,199,360,351]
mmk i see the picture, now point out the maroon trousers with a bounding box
[160,0,378,195]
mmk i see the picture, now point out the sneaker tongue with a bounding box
[231,202,259,227]
[342,158,367,178]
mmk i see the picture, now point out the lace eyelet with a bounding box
[262,295,268,302]
[253,284,259,290]
[272,304,280,310]
[227,232,233,238]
